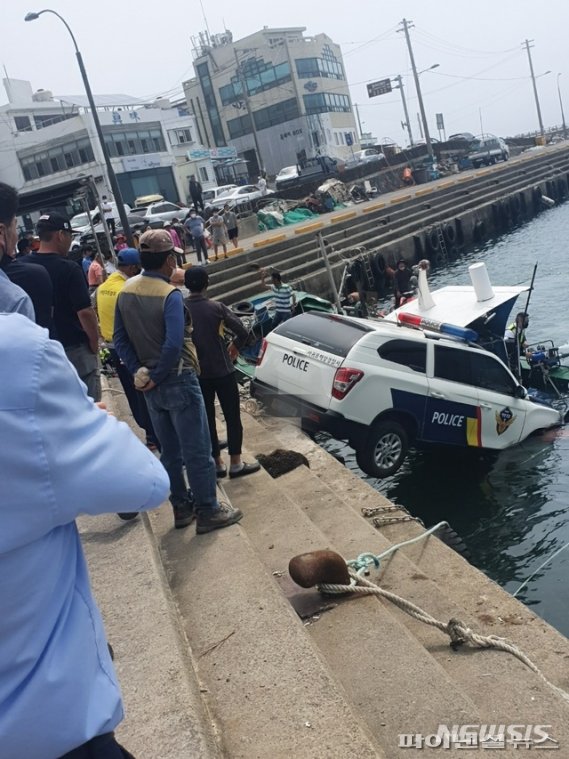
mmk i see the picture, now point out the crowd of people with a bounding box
[0,180,266,758]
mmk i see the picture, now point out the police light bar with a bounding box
[397,312,479,343]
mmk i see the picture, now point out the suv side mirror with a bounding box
[514,385,527,399]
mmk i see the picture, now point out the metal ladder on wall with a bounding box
[362,255,375,287]
[435,223,448,263]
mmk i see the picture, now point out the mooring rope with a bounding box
[319,570,569,704]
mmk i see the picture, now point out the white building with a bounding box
[0,78,215,216]
[183,27,360,178]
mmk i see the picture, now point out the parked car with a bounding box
[202,184,238,206]
[134,193,164,207]
[449,132,476,142]
[347,148,386,167]
[275,155,340,192]
[274,166,299,191]
[215,184,275,208]
[130,201,186,224]
[251,311,561,478]
[70,203,132,245]
[469,136,509,168]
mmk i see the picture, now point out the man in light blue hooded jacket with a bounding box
[0,313,170,759]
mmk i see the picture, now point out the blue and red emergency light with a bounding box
[397,312,479,343]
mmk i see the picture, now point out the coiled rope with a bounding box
[319,526,569,705]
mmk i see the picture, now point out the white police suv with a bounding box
[251,312,562,478]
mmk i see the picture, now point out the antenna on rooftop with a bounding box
[199,0,211,37]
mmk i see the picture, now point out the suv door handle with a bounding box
[430,391,446,399]
[480,402,492,409]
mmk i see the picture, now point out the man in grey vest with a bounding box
[114,229,242,533]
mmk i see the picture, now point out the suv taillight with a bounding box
[332,367,364,400]
[256,338,268,366]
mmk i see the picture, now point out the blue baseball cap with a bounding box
[117,248,141,266]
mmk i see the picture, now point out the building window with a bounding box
[14,115,32,132]
[303,92,351,115]
[19,135,96,180]
[334,133,339,145]
[33,112,76,130]
[103,126,166,158]
[199,166,209,182]
[227,113,252,139]
[295,55,344,80]
[219,58,291,105]
[227,98,300,138]
[169,127,192,145]
[197,61,225,146]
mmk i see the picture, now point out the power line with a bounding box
[413,28,520,58]
[342,27,399,57]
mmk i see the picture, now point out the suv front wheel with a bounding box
[356,420,409,478]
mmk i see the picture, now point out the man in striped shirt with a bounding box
[261,268,296,328]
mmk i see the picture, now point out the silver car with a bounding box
[131,201,186,224]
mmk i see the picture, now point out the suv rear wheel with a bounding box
[356,420,409,478]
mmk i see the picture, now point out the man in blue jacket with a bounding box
[0,312,170,759]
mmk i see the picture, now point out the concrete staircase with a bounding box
[91,381,569,757]
[204,145,569,306]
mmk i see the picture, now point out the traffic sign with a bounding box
[367,79,392,98]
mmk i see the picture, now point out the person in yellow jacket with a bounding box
[96,248,160,457]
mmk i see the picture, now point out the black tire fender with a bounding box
[374,252,386,273]
[427,227,439,252]
[443,223,456,245]
[231,301,255,315]
[473,219,486,242]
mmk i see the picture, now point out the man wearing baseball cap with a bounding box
[96,248,160,464]
[26,211,101,401]
[114,229,242,533]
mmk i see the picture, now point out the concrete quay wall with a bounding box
[207,144,569,305]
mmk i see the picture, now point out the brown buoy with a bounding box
[289,550,351,588]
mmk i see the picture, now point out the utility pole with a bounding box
[417,113,424,140]
[234,48,265,175]
[392,75,413,146]
[557,73,567,140]
[355,103,364,139]
[399,18,433,161]
[523,39,545,138]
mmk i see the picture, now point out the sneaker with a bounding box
[196,502,243,534]
[173,501,195,529]
[229,461,261,479]
[118,512,138,521]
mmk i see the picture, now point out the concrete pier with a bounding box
[76,378,569,756]
[196,142,569,307]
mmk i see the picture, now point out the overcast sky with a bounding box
[3,0,568,145]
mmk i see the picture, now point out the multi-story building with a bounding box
[0,78,215,215]
[183,27,360,178]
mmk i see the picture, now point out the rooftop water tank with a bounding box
[32,89,53,102]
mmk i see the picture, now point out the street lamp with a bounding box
[25,10,133,245]
[418,63,440,76]
[557,74,567,140]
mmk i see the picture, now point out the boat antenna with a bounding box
[514,263,538,380]
[317,233,343,313]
